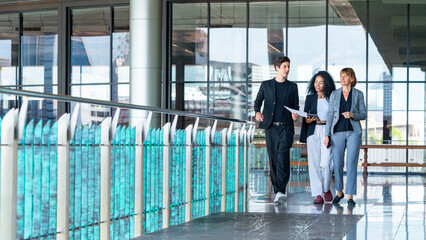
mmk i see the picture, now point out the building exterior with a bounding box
[0,0,425,145]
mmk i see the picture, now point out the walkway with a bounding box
[137,172,426,239]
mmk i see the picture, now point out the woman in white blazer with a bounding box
[323,68,366,207]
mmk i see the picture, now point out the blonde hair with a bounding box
[340,68,357,87]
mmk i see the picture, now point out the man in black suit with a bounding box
[254,56,299,204]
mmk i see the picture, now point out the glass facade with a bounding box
[0,13,19,115]
[0,0,424,146]
[70,6,130,125]
[168,0,426,145]
[0,4,129,125]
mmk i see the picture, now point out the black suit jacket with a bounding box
[254,79,299,129]
[300,94,318,143]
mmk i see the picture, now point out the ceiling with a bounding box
[172,0,426,72]
[350,0,426,72]
[0,0,424,72]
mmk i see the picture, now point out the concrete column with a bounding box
[130,0,162,128]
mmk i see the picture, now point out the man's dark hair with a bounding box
[274,56,291,71]
[306,71,336,99]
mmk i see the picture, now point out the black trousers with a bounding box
[265,124,294,194]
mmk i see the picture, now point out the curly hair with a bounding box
[306,71,336,99]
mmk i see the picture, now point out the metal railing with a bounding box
[0,87,255,239]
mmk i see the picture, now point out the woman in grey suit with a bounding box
[323,68,366,207]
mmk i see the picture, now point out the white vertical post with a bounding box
[162,122,171,228]
[0,109,18,240]
[204,126,211,216]
[56,114,70,240]
[234,130,239,212]
[221,128,227,212]
[134,120,144,237]
[100,118,112,240]
[184,125,193,222]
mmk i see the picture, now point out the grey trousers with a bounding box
[331,131,362,195]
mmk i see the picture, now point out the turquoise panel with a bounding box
[16,119,28,239]
[210,132,222,214]
[15,120,58,239]
[143,128,163,234]
[68,124,101,240]
[109,125,135,239]
[8,114,252,239]
[238,145,244,212]
[226,133,236,212]
[94,124,101,240]
[170,129,186,226]
[48,120,58,235]
[32,120,43,236]
[87,125,101,239]
[68,124,80,238]
[191,130,206,220]
[24,120,34,238]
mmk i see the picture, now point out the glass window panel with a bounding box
[391,111,407,145]
[409,83,424,111]
[288,0,326,81]
[71,8,110,85]
[392,83,407,111]
[0,13,19,86]
[355,83,367,144]
[71,85,110,100]
[172,3,207,80]
[408,111,424,145]
[248,1,286,82]
[210,3,247,82]
[409,67,425,81]
[328,0,366,82]
[172,3,208,117]
[408,83,425,145]
[171,65,176,82]
[247,82,260,119]
[171,82,207,128]
[117,84,129,104]
[297,82,308,113]
[112,6,129,102]
[21,87,58,121]
[367,110,383,144]
[183,65,207,82]
[294,82,308,142]
[22,10,58,90]
[369,0,407,81]
[71,85,110,125]
[209,82,246,120]
[368,83,405,144]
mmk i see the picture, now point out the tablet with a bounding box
[307,113,320,120]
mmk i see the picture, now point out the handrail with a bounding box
[0,87,255,125]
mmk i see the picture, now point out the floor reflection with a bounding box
[248,171,426,240]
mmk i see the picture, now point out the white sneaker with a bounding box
[277,192,287,202]
[273,193,280,204]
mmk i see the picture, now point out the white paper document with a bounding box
[284,106,307,118]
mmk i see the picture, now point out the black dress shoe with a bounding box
[332,192,344,204]
[347,199,356,206]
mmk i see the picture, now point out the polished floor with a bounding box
[249,171,426,240]
[138,171,425,240]
[138,212,363,240]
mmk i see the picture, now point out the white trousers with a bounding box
[307,125,332,197]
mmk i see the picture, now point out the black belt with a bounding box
[272,122,289,126]
[316,122,326,125]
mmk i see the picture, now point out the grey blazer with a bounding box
[325,88,367,136]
